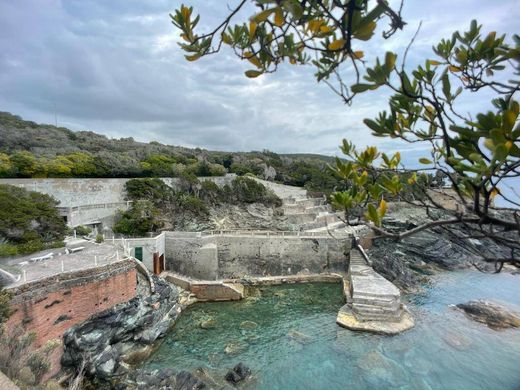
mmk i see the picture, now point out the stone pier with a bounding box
[336,248,414,335]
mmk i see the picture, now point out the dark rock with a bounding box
[455,300,520,330]
[174,371,206,390]
[61,279,184,385]
[225,363,251,384]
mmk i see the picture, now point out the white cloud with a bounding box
[0,0,518,160]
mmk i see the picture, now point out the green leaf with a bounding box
[351,83,375,93]
[251,8,275,23]
[245,70,263,78]
[354,21,376,41]
[493,144,508,161]
[384,52,397,72]
[442,73,451,101]
[366,203,381,226]
[419,158,433,165]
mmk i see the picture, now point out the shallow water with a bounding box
[143,271,520,389]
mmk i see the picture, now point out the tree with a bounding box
[173,2,520,270]
[171,1,404,95]
[113,200,163,236]
[0,185,66,256]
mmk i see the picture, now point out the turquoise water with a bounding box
[143,272,520,389]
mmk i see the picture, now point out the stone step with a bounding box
[355,312,404,322]
[353,305,401,317]
[351,298,401,310]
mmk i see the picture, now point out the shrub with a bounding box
[74,225,92,236]
[17,240,44,254]
[0,185,66,250]
[0,244,18,257]
[175,194,209,216]
[231,176,281,206]
[95,234,104,244]
[124,178,171,203]
[113,201,163,236]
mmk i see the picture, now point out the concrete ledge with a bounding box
[336,304,414,335]
[162,272,244,301]
[162,272,343,301]
[229,273,343,286]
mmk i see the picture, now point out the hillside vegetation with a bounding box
[0,111,343,195]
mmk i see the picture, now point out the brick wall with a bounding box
[5,261,137,377]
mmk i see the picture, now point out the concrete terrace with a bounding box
[1,239,125,288]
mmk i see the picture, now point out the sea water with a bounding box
[143,271,520,389]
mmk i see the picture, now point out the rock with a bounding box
[455,300,520,330]
[225,363,252,384]
[239,320,258,330]
[357,350,407,387]
[224,341,248,355]
[199,317,217,330]
[442,329,472,350]
[287,329,312,344]
[174,370,207,390]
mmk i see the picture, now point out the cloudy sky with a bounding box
[0,0,518,161]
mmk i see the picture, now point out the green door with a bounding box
[134,247,143,261]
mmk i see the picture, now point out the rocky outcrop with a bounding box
[225,363,252,385]
[368,205,514,292]
[455,300,520,330]
[61,276,190,383]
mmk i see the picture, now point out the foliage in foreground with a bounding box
[173,2,520,267]
[0,327,58,389]
[0,184,66,257]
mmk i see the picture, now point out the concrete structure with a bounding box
[5,258,138,376]
[336,248,414,335]
[0,175,237,227]
[164,230,353,280]
[112,233,166,273]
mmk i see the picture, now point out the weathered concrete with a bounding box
[165,231,352,280]
[162,271,343,301]
[0,175,237,207]
[0,175,237,227]
[336,248,414,334]
[163,272,244,301]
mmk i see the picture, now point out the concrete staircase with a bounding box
[337,248,414,334]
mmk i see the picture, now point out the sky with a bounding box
[0,0,518,162]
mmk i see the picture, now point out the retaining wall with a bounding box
[164,232,351,280]
[0,175,237,208]
[5,260,137,377]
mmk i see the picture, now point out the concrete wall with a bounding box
[253,178,307,199]
[5,260,137,377]
[0,174,237,208]
[114,233,165,271]
[164,232,351,280]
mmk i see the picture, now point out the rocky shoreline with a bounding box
[367,205,517,293]
[61,275,193,388]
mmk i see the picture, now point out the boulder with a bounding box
[455,300,520,330]
[239,320,258,330]
[225,363,251,384]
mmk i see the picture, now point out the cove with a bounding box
[142,272,520,389]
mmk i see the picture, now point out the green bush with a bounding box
[0,244,18,257]
[95,234,104,243]
[74,225,92,236]
[199,180,224,205]
[231,176,281,206]
[113,201,163,236]
[0,185,66,250]
[125,178,172,203]
[175,194,209,216]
